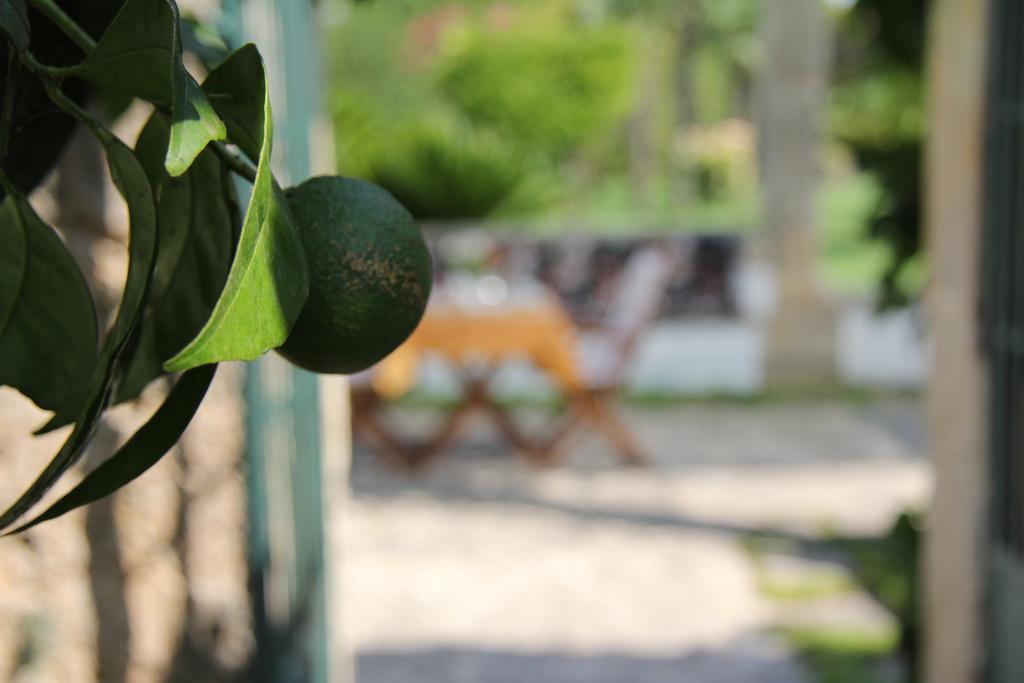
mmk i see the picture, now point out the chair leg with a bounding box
[570,391,646,466]
[533,404,582,465]
[356,415,418,470]
[351,390,419,470]
[407,386,481,470]
[476,394,550,463]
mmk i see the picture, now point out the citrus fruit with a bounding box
[276,176,432,374]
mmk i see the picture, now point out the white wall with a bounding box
[410,300,927,399]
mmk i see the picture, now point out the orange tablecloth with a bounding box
[372,295,581,398]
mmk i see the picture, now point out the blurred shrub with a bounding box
[327,1,642,222]
[362,121,552,221]
[831,70,923,149]
[674,118,756,202]
[332,85,389,179]
[832,0,928,309]
[436,20,636,160]
[839,510,922,682]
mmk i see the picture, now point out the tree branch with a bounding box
[28,0,97,53]
[14,7,261,184]
[210,142,258,184]
[1,46,17,159]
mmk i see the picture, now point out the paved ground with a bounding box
[345,399,929,683]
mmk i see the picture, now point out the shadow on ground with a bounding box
[358,640,808,683]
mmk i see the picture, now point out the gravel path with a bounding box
[345,400,929,683]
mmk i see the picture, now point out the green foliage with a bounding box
[37,109,159,433]
[75,0,227,175]
[365,121,544,220]
[746,510,922,683]
[0,93,160,527]
[327,2,618,220]
[326,3,434,125]
[331,1,740,223]
[823,512,922,683]
[0,194,97,411]
[832,0,928,308]
[841,512,921,639]
[0,0,125,201]
[116,112,235,402]
[691,0,758,122]
[164,44,308,372]
[0,0,30,52]
[819,172,890,293]
[0,0,372,530]
[437,21,635,159]
[831,70,924,148]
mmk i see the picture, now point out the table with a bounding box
[354,275,588,468]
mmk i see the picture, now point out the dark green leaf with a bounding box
[168,76,224,176]
[0,0,29,51]
[9,364,216,534]
[0,124,158,530]
[0,1,124,204]
[117,113,235,401]
[132,108,174,188]
[75,0,226,176]
[38,127,157,431]
[199,43,264,162]
[164,44,308,372]
[0,195,97,411]
[0,197,26,335]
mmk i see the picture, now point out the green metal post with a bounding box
[219,1,333,681]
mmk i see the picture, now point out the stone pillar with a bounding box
[922,1,989,681]
[758,0,835,388]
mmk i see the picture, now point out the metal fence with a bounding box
[982,0,1024,680]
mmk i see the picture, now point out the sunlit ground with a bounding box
[346,396,927,683]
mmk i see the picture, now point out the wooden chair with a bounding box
[350,246,674,469]
[348,370,415,469]
[538,246,675,465]
[351,359,564,470]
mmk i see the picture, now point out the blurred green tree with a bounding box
[832,0,928,308]
[327,0,637,220]
[436,20,635,161]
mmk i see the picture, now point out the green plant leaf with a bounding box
[0,195,97,411]
[0,0,29,52]
[38,127,157,431]
[9,364,216,534]
[0,124,158,530]
[199,44,264,162]
[164,44,309,372]
[116,113,235,402]
[0,198,26,335]
[75,0,226,176]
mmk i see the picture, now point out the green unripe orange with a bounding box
[276,176,432,374]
